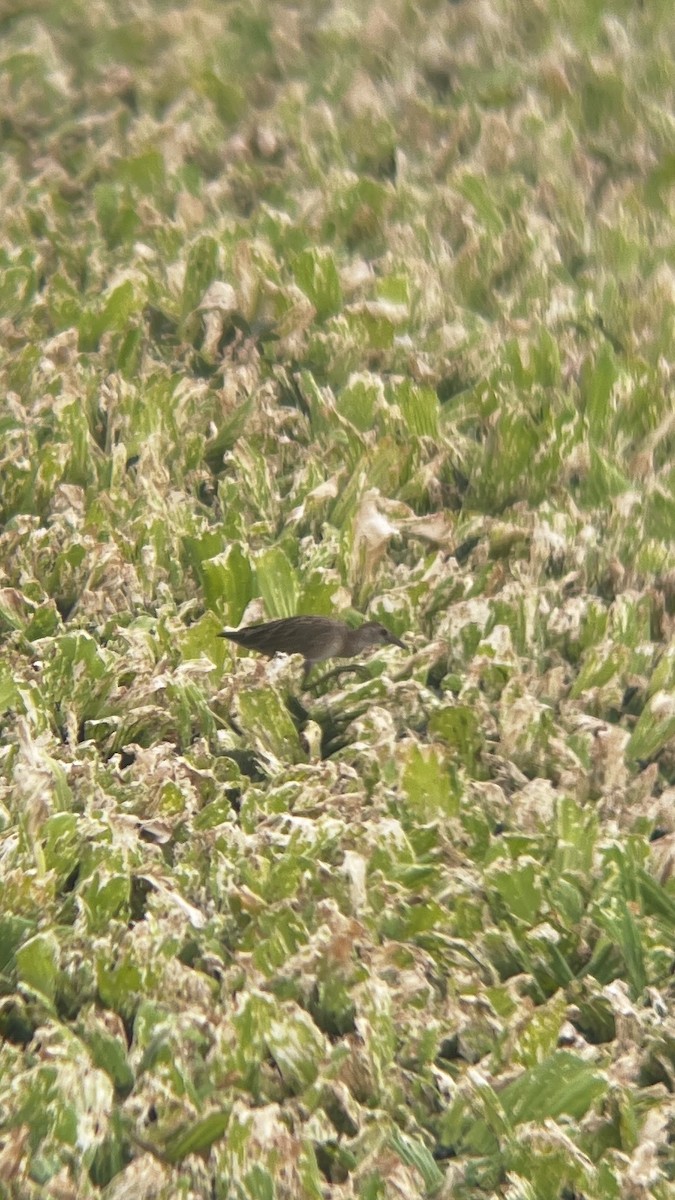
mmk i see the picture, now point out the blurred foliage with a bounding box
[0,0,674,1197]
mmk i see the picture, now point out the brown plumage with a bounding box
[218,616,405,679]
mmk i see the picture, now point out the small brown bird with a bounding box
[218,616,405,681]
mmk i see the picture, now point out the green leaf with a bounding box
[201,544,253,621]
[266,1007,326,1092]
[181,235,220,318]
[487,859,543,925]
[403,745,459,817]
[0,916,34,974]
[457,172,505,234]
[199,72,246,124]
[164,1109,229,1163]
[80,1017,135,1095]
[256,546,299,619]
[16,931,60,1003]
[428,706,484,772]
[581,344,617,439]
[81,872,131,932]
[391,380,439,439]
[0,265,35,318]
[336,375,379,432]
[502,1051,606,1123]
[626,692,675,762]
[79,280,138,351]
[237,687,304,762]
[596,899,647,998]
[116,149,165,194]
[389,1128,444,1192]
[293,248,342,320]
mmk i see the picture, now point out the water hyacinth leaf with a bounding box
[0,667,21,714]
[391,380,440,439]
[569,643,628,697]
[502,1051,607,1123]
[25,599,61,641]
[115,325,141,377]
[637,869,675,923]
[595,899,647,998]
[164,1109,229,1163]
[0,916,34,974]
[293,247,342,320]
[297,370,336,436]
[199,71,246,125]
[44,631,116,713]
[328,176,390,245]
[80,872,131,933]
[16,931,60,1003]
[403,744,459,817]
[297,572,342,616]
[461,1072,511,1153]
[201,545,253,620]
[42,813,80,879]
[581,344,617,437]
[626,691,675,763]
[96,954,144,1016]
[116,149,165,195]
[250,910,308,976]
[237,687,304,762]
[94,181,140,246]
[79,280,139,351]
[581,447,631,506]
[181,235,219,318]
[0,265,35,318]
[179,611,223,663]
[345,305,395,351]
[512,992,568,1067]
[428,706,484,773]
[266,1007,327,1092]
[204,398,254,471]
[389,1128,444,1192]
[458,173,506,234]
[554,797,597,875]
[336,374,380,431]
[184,530,226,577]
[256,546,299,619]
[646,644,675,698]
[79,1014,135,1095]
[487,860,543,925]
[643,487,675,542]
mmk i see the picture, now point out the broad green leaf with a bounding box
[502,1051,606,1123]
[237,687,304,762]
[487,860,543,925]
[428,706,484,773]
[181,235,219,318]
[596,899,647,998]
[293,248,342,320]
[201,544,253,621]
[626,692,675,763]
[403,745,459,817]
[165,1109,229,1163]
[16,931,60,1003]
[391,380,439,439]
[256,546,299,619]
[389,1128,444,1192]
[199,72,245,124]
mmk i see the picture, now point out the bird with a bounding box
[218,616,405,682]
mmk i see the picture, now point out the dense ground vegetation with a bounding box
[0,1,674,1196]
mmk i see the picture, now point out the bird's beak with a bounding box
[387,632,406,649]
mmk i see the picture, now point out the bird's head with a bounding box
[355,622,405,651]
